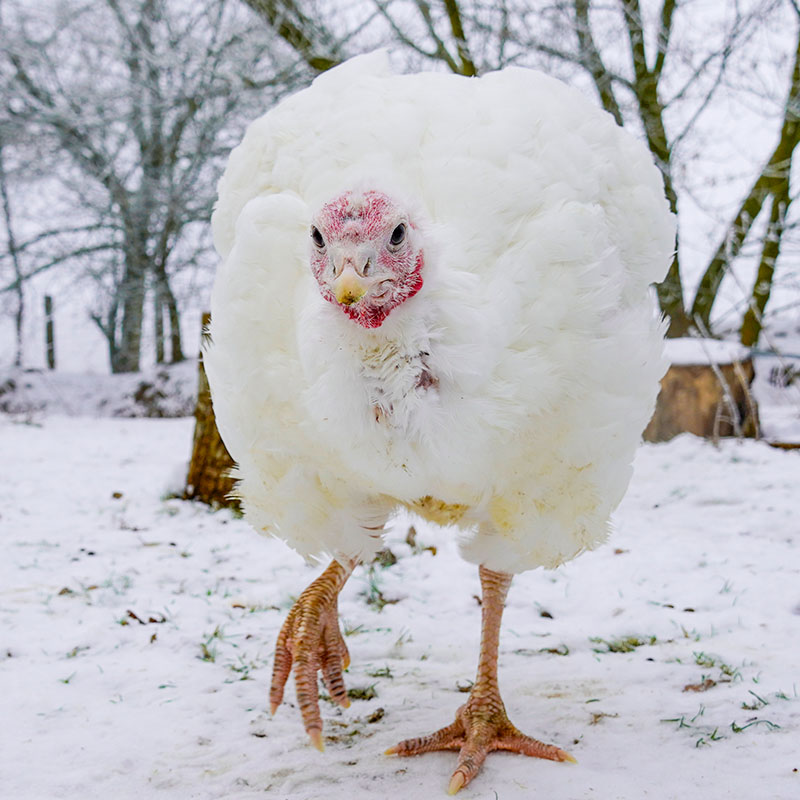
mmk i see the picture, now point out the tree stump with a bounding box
[184,314,239,509]
[643,340,759,443]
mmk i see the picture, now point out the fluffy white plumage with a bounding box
[206,52,675,574]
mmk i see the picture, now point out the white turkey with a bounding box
[205,51,674,794]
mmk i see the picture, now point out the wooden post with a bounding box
[154,285,165,364]
[44,294,55,370]
[184,313,239,509]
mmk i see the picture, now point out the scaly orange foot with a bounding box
[386,691,575,794]
[269,558,356,750]
[386,566,574,793]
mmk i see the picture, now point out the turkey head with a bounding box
[309,190,424,329]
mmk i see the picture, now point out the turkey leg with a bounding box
[269,557,356,751]
[386,565,575,793]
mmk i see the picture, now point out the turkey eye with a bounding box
[311,227,325,248]
[389,224,406,246]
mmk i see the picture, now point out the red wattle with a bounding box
[338,254,424,329]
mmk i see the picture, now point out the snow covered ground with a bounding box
[1,413,799,800]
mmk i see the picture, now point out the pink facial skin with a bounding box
[309,191,424,329]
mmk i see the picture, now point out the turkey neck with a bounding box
[357,337,438,428]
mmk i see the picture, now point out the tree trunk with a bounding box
[151,260,185,364]
[112,248,146,373]
[740,177,791,347]
[644,357,758,442]
[185,313,238,509]
[163,276,184,363]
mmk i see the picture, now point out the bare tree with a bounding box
[0,0,290,371]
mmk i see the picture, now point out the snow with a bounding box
[0,360,198,417]
[750,342,800,444]
[2,414,798,799]
[665,337,751,366]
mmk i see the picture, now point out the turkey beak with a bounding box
[333,266,369,306]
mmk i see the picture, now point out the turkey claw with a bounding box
[389,699,574,793]
[269,559,354,744]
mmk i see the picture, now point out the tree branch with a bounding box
[1,243,118,293]
[414,0,462,74]
[7,53,131,216]
[740,179,791,345]
[443,0,477,75]
[242,0,340,72]
[6,223,118,255]
[574,0,624,125]
[621,0,649,87]
[653,0,676,80]
[372,0,441,62]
